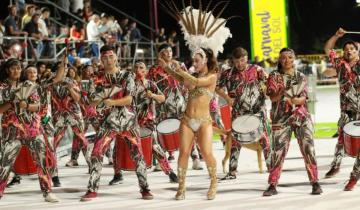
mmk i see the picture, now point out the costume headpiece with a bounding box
[160,0,234,57]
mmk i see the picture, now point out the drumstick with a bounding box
[64,38,70,72]
[212,126,228,135]
[345,31,360,34]
[154,74,171,85]
[64,38,70,56]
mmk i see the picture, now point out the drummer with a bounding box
[66,65,114,168]
[324,28,360,190]
[7,63,60,188]
[263,48,322,196]
[80,45,153,201]
[147,44,187,162]
[0,58,61,202]
[216,47,271,180]
[44,60,91,187]
[109,61,178,185]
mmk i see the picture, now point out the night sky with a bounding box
[93,0,360,58]
[2,0,360,58]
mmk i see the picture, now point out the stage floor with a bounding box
[1,138,359,210]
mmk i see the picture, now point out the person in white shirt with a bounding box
[38,7,53,57]
[38,8,49,37]
[86,14,101,57]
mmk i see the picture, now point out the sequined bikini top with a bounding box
[188,87,214,99]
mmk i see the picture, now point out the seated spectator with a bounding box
[2,41,23,59]
[70,21,85,41]
[21,4,35,29]
[67,47,77,64]
[38,7,53,58]
[23,13,43,59]
[86,14,101,58]
[54,25,70,43]
[129,22,141,42]
[121,29,131,59]
[70,21,85,56]
[129,22,141,56]
[119,18,129,35]
[155,27,167,47]
[99,13,110,45]
[99,13,110,34]
[4,5,28,37]
[82,1,93,22]
[168,30,178,57]
[108,16,122,42]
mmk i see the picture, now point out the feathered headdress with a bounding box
[159,0,234,57]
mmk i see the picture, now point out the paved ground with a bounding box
[1,138,360,210]
[314,85,340,123]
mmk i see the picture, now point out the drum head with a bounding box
[140,128,152,138]
[232,115,261,133]
[344,121,360,137]
[157,118,180,134]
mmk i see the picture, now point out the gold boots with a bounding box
[175,167,187,200]
[207,166,217,200]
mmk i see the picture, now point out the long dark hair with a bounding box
[201,48,218,74]
[0,58,22,82]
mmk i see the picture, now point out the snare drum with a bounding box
[157,118,180,151]
[116,128,153,170]
[13,146,37,175]
[343,121,360,157]
[218,96,232,130]
[231,115,263,144]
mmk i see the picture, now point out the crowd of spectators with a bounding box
[0,0,163,64]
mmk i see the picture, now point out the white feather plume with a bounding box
[179,7,232,57]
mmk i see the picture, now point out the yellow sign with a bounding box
[249,0,288,60]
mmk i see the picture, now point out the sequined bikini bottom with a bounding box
[182,115,212,132]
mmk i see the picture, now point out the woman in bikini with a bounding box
[158,47,218,200]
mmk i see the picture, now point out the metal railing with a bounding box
[1,36,180,65]
[0,36,102,62]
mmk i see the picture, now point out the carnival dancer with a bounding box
[0,58,59,202]
[65,64,112,167]
[109,61,178,185]
[80,45,153,201]
[44,59,90,187]
[7,63,60,188]
[263,48,322,196]
[147,44,186,162]
[159,46,220,199]
[159,0,232,199]
[323,28,360,190]
[217,47,271,180]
